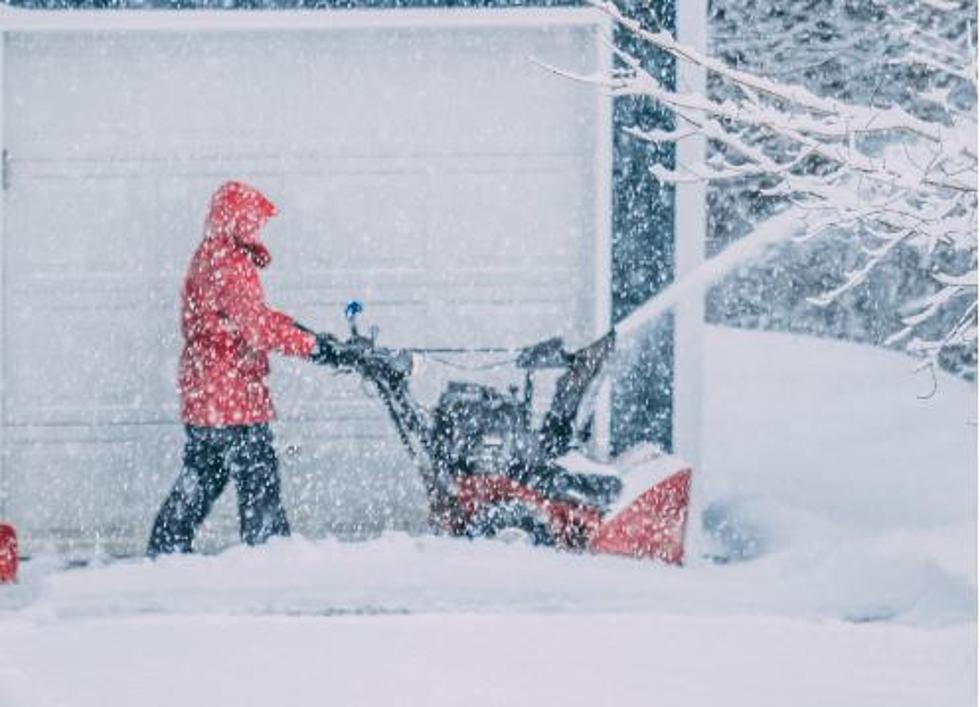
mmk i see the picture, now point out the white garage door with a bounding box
[0,9,610,558]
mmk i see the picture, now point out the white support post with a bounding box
[593,15,614,460]
[0,31,6,518]
[673,1,706,468]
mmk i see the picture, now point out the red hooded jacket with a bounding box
[179,182,315,427]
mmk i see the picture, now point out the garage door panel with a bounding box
[6,305,152,424]
[9,28,598,161]
[9,34,288,159]
[6,437,141,537]
[289,27,599,157]
[4,425,183,555]
[6,178,148,275]
[273,174,429,271]
[7,36,146,157]
[429,171,590,267]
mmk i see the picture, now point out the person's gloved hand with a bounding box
[310,332,342,366]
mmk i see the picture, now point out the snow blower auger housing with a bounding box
[327,302,692,565]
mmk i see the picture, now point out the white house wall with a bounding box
[1,12,610,557]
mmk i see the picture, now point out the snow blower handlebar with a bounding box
[329,300,591,375]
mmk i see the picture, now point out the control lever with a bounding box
[345,300,363,337]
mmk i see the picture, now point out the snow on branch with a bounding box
[588,0,977,380]
[592,0,973,153]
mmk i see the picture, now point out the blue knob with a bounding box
[345,300,363,321]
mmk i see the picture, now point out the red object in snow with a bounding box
[179,181,316,427]
[454,474,604,546]
[590,469,692,565]
[0,524,18,583]
[451,467,693,565]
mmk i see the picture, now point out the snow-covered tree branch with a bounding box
[593,0,978,383]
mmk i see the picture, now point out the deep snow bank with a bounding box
[1,327,975,626]
[699,326,976,532]
[693,326,976,615]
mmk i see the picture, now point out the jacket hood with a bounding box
[205,181,278,268]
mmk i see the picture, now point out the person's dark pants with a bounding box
[147,424,290,557]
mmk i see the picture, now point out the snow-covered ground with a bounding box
[0,612,973,707]
[0,326,975,706]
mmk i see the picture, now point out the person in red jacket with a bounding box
[148,181,336,557]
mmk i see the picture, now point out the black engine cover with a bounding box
[431,382,532,476]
